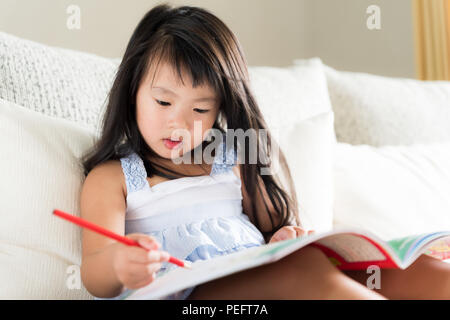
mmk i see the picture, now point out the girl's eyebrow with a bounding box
[152,86,217,102]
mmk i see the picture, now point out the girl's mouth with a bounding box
[163,138,183,150]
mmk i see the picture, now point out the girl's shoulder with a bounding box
[86,160,127,200]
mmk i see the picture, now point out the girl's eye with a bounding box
[156,99,209,114]
[194,108,209,114]
[155,99,170,106]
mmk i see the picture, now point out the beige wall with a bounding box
[305,0,415,78]
[0,0,415,78]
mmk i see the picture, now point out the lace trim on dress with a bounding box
[120,153,148,193]
[210,134,237,175]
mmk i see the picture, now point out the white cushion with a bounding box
[279,111,336,232]
[324,65,450,146]
[333,142,450,240]
[249,58,336,232]
[249,58,333,126]
[0,98,95,299]
[0,31,120,131]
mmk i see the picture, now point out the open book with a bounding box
[120,228,450,300]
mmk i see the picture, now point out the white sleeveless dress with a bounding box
[94,133,265,300]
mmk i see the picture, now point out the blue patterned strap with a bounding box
[120,153,150,194]
[211,134,238,176]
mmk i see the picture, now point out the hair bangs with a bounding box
[143,35,223,104]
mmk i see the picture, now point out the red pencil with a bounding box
[53,209,192,269]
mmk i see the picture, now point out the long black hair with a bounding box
[81,3,301,241]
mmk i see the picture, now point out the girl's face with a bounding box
[136,61,220,161]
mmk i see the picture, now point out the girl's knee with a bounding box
[278,246,386,299]
[279,246,341,286]
[283,245,337,272]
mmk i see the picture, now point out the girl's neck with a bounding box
[144,155,211,178]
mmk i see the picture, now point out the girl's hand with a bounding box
[111,233,170,290]
[268,226,315,244]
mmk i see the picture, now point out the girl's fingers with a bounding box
[147,250,170,263]
[270,226,315,243]
[128,262,162,278]
[125,262,154,279]
[125,267,156,290]
[125,246,153,263]
[146,262,164,275]
[130,274,156,290]
[128,247,170,264]
[291,226,306,237]
[292,226,315,237]
[270,228,289,242]
[282,227,296,239]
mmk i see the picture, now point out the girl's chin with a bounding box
[158,149,183,159]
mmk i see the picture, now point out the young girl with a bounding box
[80,4,450,300]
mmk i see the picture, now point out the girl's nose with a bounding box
[167,105,189,130]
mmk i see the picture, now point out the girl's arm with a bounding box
[80,161,169,298]
[79,161,128,298]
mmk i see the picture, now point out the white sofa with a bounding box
[1,31,449,299]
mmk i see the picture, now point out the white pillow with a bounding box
[0,31,120,131]
[249,58,333,127]
[324,65,450,146]
[333,142,450,240]
[0,98,95,299]
[249,58,336,232]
